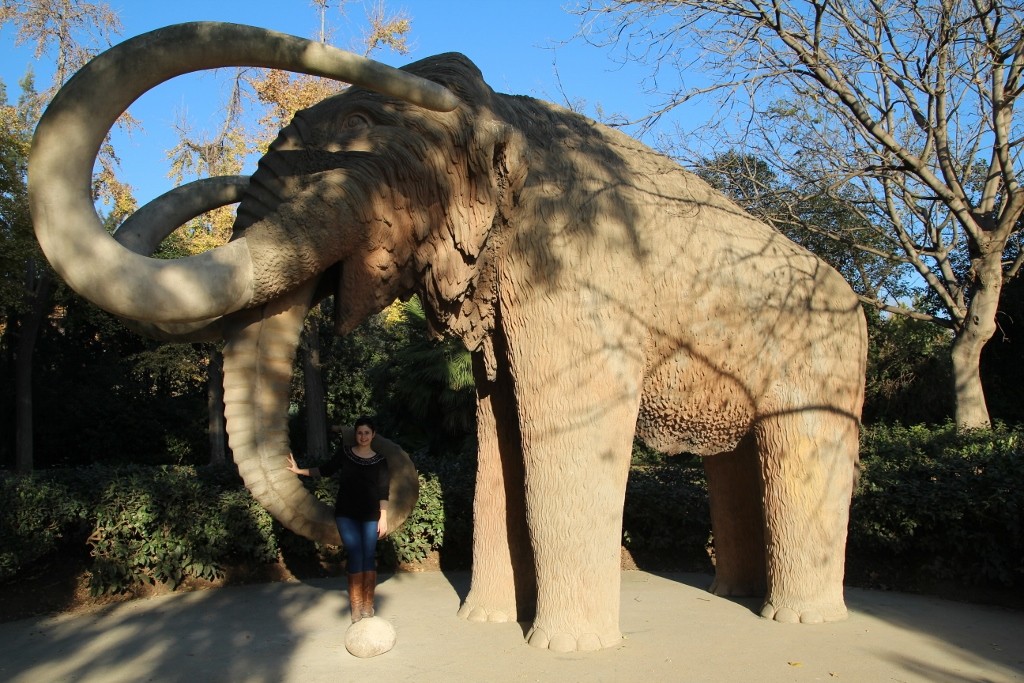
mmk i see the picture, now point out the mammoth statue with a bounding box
[30,23,866,652]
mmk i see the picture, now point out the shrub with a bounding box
[0,472,91,581]
[385,472,446,565]
[0,465,283,595]
[386,448,474,568]
[3,423,1020,601]
[87,466,282,594]
[622,460,712,570]
[850,422,1024,589]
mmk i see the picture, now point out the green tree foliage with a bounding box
[291,297,478,459]
[289,304,381,457]
[0,76,36,313]
[0,84,210,468]
[368,298,476,455]
[1,0,131,472]
[0,73,55,472]
[862,309,955,425]
[31,299,210,467]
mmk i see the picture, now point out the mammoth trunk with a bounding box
[222,279,342,545]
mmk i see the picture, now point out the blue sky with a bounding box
[2,1,710,204]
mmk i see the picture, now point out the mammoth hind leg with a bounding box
[756,410,858,624]
[704,432,767,598]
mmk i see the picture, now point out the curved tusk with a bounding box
[112,176,249,341]
[30,22,459,324]
[114,175,250,256]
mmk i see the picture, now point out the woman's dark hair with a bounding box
[354,415,376,432]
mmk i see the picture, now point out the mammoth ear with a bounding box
[437,118,525,276]
[475,119,527,217]
[419,117,526,339]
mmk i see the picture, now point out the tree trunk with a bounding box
[207,346,227,464]
[13,327,35,473]
[950,256,1003,431]
[303,321,328,460]
[14,264,52,473]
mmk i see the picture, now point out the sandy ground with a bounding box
[0,570,1021,683]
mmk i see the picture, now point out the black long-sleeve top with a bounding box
[318,446,390,521]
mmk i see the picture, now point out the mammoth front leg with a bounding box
[458,349,536,623]
[503,294,643,653]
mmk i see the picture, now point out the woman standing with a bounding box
[287,416,390,621]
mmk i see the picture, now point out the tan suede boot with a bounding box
[347,573,364,622]
[361,570,377,618]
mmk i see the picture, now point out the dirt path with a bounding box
[1,570,1022,683]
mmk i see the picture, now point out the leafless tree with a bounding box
[577,0,1024,430]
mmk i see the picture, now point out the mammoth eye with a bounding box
[343,113,371,130]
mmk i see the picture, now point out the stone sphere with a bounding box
[345,617,397,658]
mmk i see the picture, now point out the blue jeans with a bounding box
[335,516,378,573]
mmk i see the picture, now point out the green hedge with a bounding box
[622,460,711,569]
[87,468,280,595]
[0,452,475,595]
[849,422,1024,589]
[0,465,281,595]
[0,472,91,581]
[1,423,1021,598]
[385,449,474,568]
